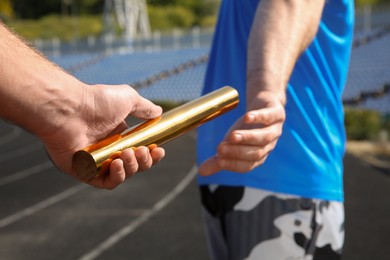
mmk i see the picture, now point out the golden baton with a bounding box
[72,86,239,180]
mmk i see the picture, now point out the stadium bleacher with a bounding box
[138,62,207,102]
[343,28,390,114]
[48,26,390,114]
[69,48,209,100]
[49,53,99,69]
[360,92,390,114]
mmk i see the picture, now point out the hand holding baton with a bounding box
[72,86,239,180]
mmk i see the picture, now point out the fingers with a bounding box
[216,124,280,173]
[92,159,126,190]
[134,146,154,171]
[218,141,269,161]
[216,142,275,172]
[91,146,165,189]
[200,106,285,177]
[120,148,138,177]
[245,106,285,126]
[199,156,222,176]
[224,106,284,146]
[118,146,164,174]
[199,143,274,176]
[150,147,165,165]
[227,127,281,146]
[129,88,163,119]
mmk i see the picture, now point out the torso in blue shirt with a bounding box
[197,0,354,201]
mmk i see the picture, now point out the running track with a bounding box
[0,120,389,260]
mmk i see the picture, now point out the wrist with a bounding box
[247,90,286,112]
[32,75,87,138]
[0,23,87,138]
[14,69,87,139]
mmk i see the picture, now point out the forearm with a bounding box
[0,23,165,188]
[247,0,325,107]
[0,23,85,137]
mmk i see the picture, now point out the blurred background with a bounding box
[0,0,389,259]
[1,0,390,135]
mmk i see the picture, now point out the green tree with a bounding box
[148,5,195,29]
[355,0,390,6]
[345,108,382,140]
[11,0,61,19]
[0,0,14,20]
[147,0,219,26]
[9,0,104,19]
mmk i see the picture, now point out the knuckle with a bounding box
[243,162,258,172]
[253,149,264,160]
[127,163,139,174]
[263,132,274,143]
[263,114,274,125]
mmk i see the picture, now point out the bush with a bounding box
[199,15,218,27]
[6,4,215,40]
[383,115,390,138]
[6,14,103,41]
[148,5,195,30]
[344,108,382,140]
[0,0,13,21]
[166,6,195,28]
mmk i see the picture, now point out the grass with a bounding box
[5,14,103,42]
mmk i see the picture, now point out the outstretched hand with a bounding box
[41,84,165,189]
[199,92,285,176]
[0,22,165,190]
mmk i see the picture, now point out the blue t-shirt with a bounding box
[197,0,354,201]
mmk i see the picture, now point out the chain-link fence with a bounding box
[35,26,214,57]
[40,7,390,112]
[355,4,390,32]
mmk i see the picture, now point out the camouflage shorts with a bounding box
[200,185,344,260]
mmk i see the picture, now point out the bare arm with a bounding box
[247,0,325,105]
[0,23,82,135]
[199,0,325,176]
[0,22,165,189]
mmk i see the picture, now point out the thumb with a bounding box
[128,88,162,119]
[199,156,222,176]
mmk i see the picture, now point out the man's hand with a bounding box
[41,84,165,189]
[0,22,165,190]
[199,92,285,176]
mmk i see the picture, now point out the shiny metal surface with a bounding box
[72,86,239,180]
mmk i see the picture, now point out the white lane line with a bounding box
[0,142,43,163]
[0,161,53,187]
[0,184,88,229]
[0,126,22,145]
[78,164,198,260]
